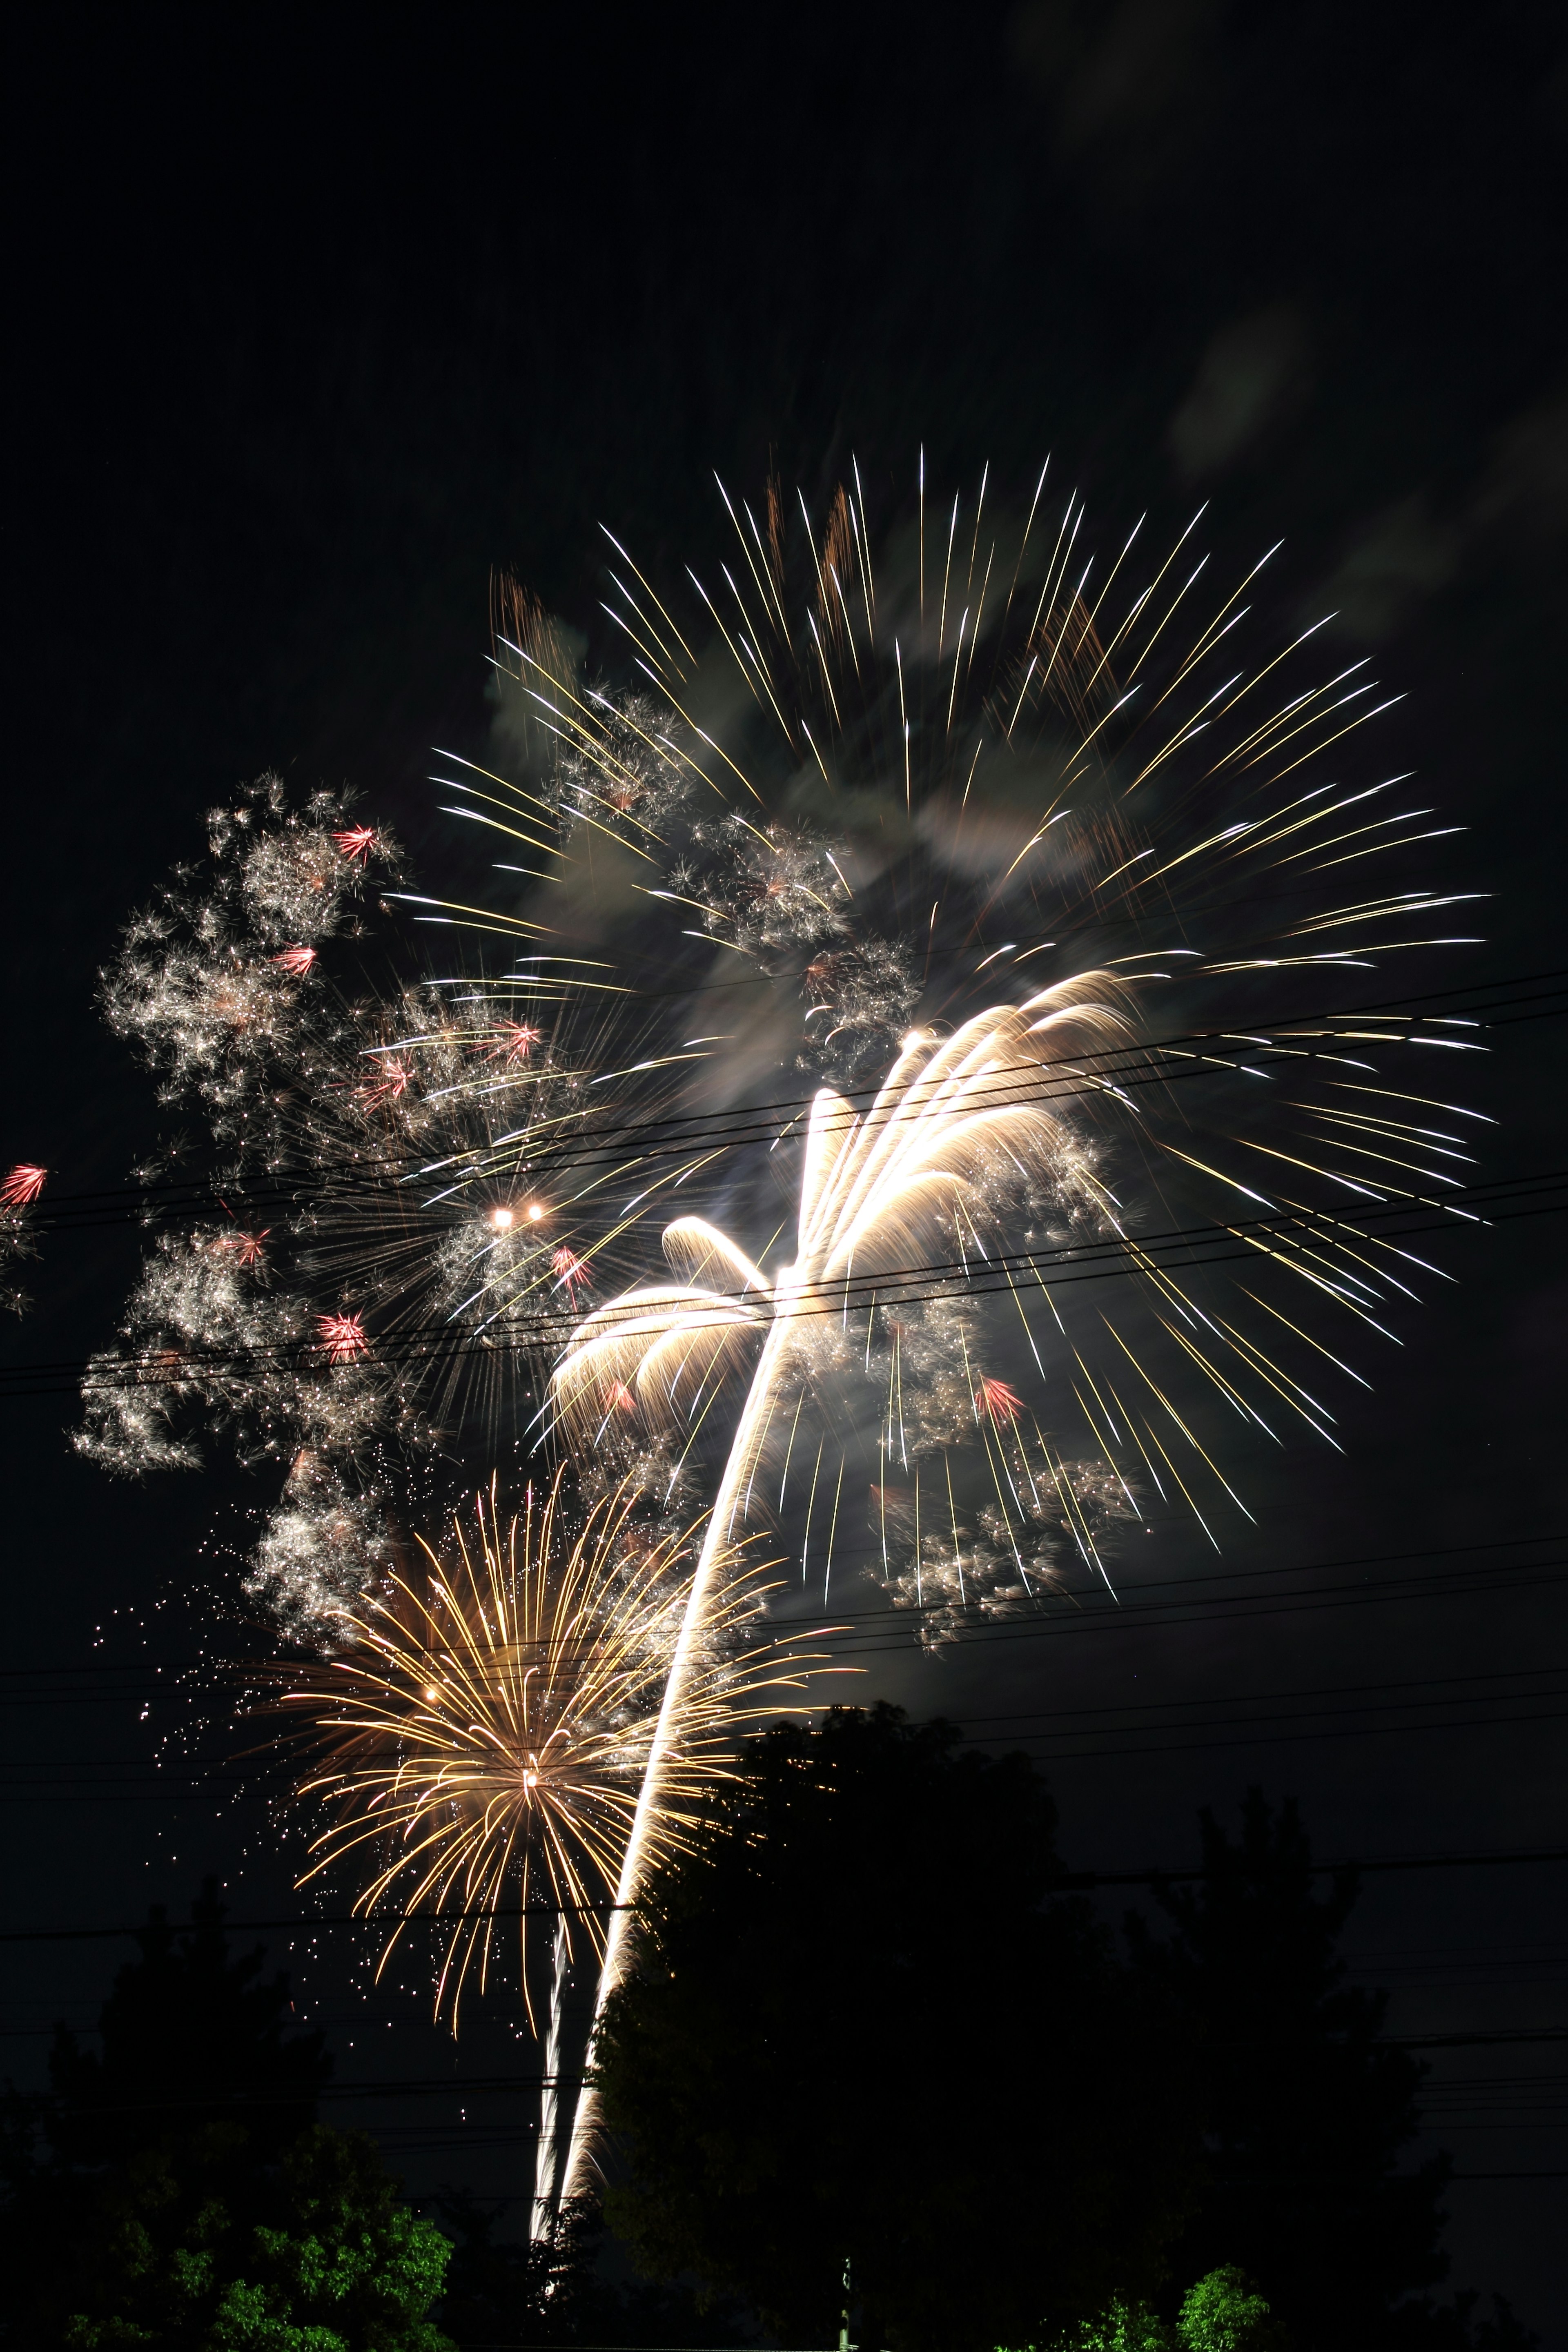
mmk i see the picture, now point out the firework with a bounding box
[76,459,1486,2203]
[1,1164,47,1315]
[274,1470,832,2210]
[76,777,722,1633]
[449,463,1485,2196]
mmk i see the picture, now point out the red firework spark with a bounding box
[484,1021,543,1065]
[1,1164,47,1207]
[607,1379,637,1413]
[271,944,317,977]
[974,1376,1025,1425]
[359,1056,412,1109]
[214,1228,270,1266]
[551,1247,591,1298]
[316,1312,369,1364]
[332,826,378,865]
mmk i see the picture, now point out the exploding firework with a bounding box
[1,1164,47,1316]
[447,463,1486,2196]
[76,460,1487,2201]
[270,1468,833,2200]
[75,778,725,1633]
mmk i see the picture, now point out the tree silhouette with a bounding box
[595,1703,1195,2352]
[1126,1792,1536,2352]
[0,1881,451,2349]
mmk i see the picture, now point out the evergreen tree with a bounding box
[1125,1793,1536,2352]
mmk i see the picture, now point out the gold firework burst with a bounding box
[276,1471,830,2027]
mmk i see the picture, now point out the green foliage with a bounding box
[999,2264,1287,2352]
[596,1704,1197,2352]
[0,1887,451,2351]
[58,2127,452,2350]
[1177,2266,1288,2352]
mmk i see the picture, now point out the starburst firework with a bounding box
[275,1472,825,2029]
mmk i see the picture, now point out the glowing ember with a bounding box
[551,1247,591,1298]
[214,1229,270,1267]
[358,1055,412,1109]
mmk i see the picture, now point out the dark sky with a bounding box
[4,4,1566,2338]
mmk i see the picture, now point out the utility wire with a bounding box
[4,1845,1566,1943]
[19,967,1563,1233]
[6,1171,1561,1403]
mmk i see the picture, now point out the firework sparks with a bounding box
[974,1376,1025,1425]
[549,977,1140,2189]
[1,1164,48,1316]
[316,1311,370,1364]
[77,462,1486,2201]
[76,776,718,1628]
[332,825,379,864]
[1,1164,47,1207]
[486,1020,543,1065]
[463,461,1487,2200]
[274,1472,827,2037]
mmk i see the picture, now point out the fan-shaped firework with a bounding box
[273,1470,827,2031]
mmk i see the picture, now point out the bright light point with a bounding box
[423,1687,439,1702]
[490,1206,515,1230]
[526,1203,545,1222]
[902,1030,926,1051]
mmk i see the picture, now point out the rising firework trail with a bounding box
[446,460,1488,2196]
[76,456,1488,2165]
[273,1469,836,2221]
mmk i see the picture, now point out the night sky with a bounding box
[5,5,1566,2339]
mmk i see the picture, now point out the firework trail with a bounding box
[75,459,1485,2196]
[273,1469,834,2219]
[439,463,1485,2195]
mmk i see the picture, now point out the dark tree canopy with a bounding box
[0,1883,451,2350]
[595,1703,1196,2352]
[434,2192,751,2349]
[45,1881,330,2173]
[1125,1792,1536,2352]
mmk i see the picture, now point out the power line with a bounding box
[3,1845,1565,1944]
[7,1664,1561,1774]
[1,1533,1559,1690]
[6,1169,1561,1403]
[19,966,1564,1239]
